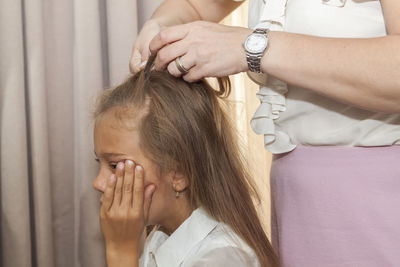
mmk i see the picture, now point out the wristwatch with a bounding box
[243,28,270,73]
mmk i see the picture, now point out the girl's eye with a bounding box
[94,158,117,171]
[109,163,117,170]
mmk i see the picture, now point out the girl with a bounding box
[92,56,279,267]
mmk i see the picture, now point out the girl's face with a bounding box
[93,110,181,226]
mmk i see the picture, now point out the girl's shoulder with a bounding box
[185,222,260,267]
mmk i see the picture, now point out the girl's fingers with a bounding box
[121,160,135,208]
[132,165,145,214]
[114,162,125,207]
[101,174,117,212]
[143,184,156,222]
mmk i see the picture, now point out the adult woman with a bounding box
[92,59,278,266]
[130,0,400,266]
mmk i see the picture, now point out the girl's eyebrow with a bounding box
[94,151,127,160]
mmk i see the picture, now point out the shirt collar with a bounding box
[152,207,219,267]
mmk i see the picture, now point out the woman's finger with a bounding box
[183,64,204,83]
[167,53,196,77]
[114,162,125,207]
[141,42,151,63]
[138,46,150,71]
[129,48,142,73]
[132,165,145,214]
[121,160,135,208]
[154,39,189,71]
[101,174,117,212]
[149,24,189,55]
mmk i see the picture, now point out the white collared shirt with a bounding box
[139,208,260,267]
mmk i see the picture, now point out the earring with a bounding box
[173,184,180,198]
[173,184,187,198]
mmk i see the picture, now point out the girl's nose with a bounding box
[93,175,106,193]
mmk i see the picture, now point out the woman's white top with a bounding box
[245,0,400,154]
[139,208,260,267]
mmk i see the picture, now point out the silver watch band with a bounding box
[246,28,270,73]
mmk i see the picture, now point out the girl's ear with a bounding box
[171,171,189,192]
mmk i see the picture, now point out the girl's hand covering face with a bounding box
[100,160,156,254]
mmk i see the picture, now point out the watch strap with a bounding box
[246,28,270,73]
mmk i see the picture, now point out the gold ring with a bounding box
[175,56,189,74]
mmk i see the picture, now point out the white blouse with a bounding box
[139,208,260,267]
[246,0,400,154]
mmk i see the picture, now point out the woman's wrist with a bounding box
[259,30,279,75]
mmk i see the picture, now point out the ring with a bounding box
[175,56,189,74]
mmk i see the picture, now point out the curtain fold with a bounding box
[106,0,138,85]
[73,1,106,266]
[1,1,33,266]
[23,0,54,266]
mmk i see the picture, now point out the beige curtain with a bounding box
[0,1,270,267]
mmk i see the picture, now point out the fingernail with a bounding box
[109,174,116,183]
[140,61,147,68]
[126,160,134,166]
[136,165,143,171]
[118,162,124,170]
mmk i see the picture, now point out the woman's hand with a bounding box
[129,19,163,73]
[100,160,156,266]
[149,21,252,82]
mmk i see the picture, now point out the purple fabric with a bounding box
[271,145,400,267]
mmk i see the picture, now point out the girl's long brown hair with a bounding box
[94,56,279,267]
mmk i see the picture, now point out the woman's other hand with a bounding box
[149,21,252,82]
[129,19,162,73]
[100,160,155,266]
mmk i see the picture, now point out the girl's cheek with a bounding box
[100,177,107,189]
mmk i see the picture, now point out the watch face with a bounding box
[245,34,268,54]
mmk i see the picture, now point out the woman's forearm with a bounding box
[151,0,242,26]
[262,31,400,113]
[151,0,201,26]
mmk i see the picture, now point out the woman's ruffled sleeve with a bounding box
[248,0,296,154]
